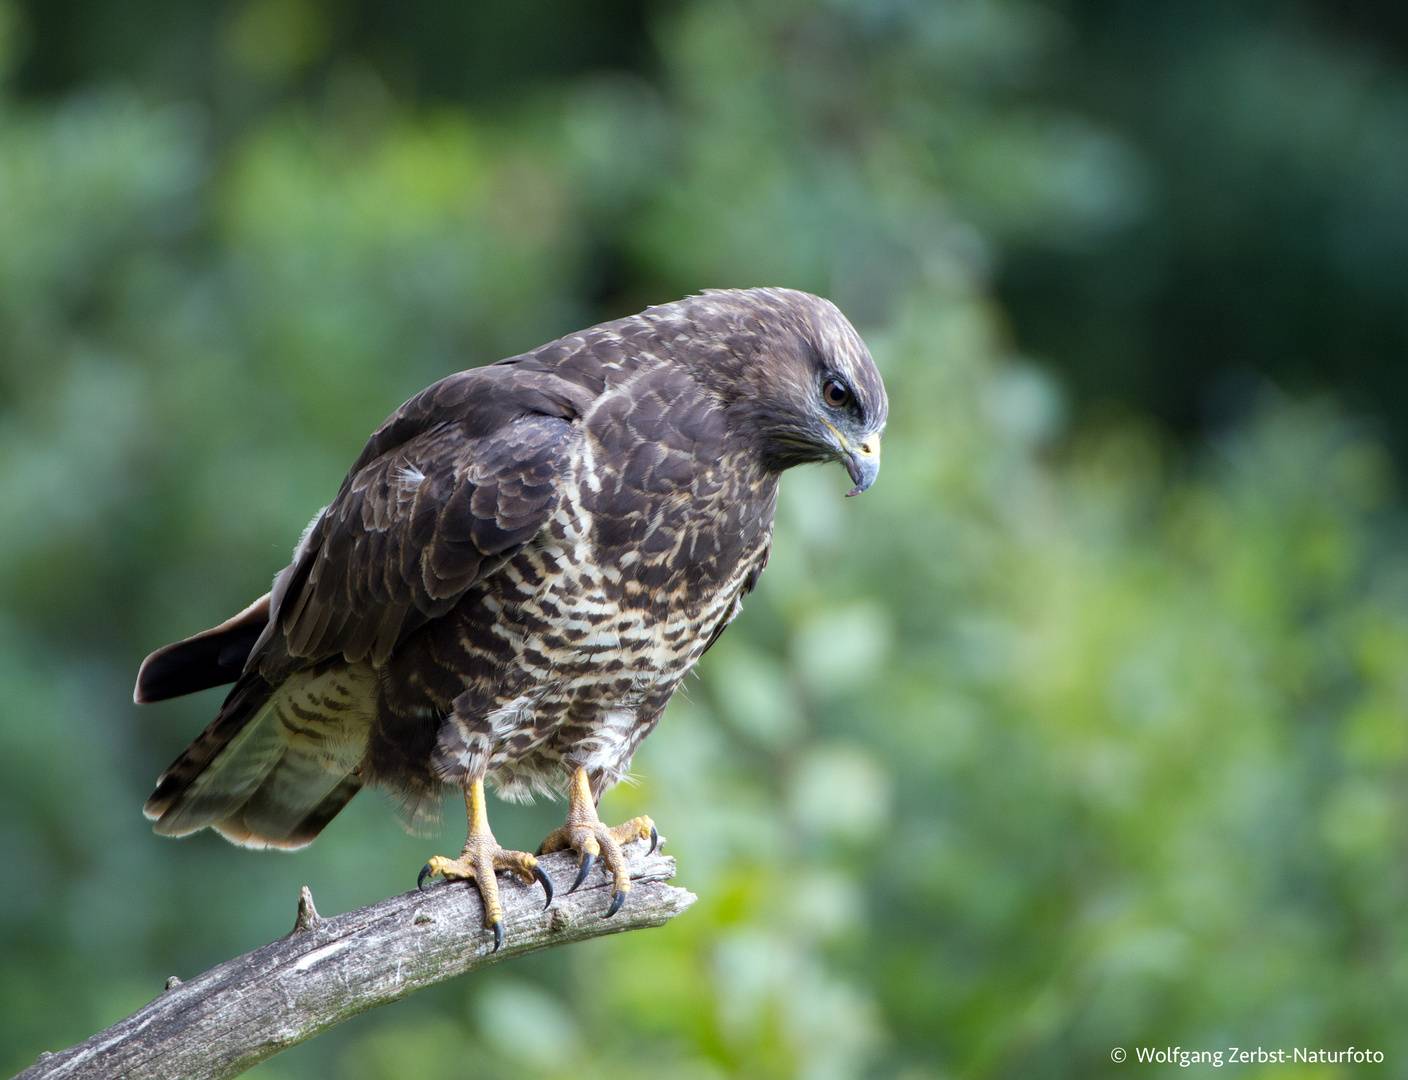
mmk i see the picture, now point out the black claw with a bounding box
[417,863,435,892]
[605,889,626,918]
[491,919,504,953]
[648,826,659,855]
[570,850,595,893]
[534,864,554,910]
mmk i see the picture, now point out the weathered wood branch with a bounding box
[16,844,693,1080]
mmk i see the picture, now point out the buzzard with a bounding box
[136,288,886,948]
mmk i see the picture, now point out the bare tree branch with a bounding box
[16,844,694,1080]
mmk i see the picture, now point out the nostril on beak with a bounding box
[861,441,875,456]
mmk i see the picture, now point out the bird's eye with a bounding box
[822,379,852,409]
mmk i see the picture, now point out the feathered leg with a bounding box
[419,778,552,951]
[537,766,657,917]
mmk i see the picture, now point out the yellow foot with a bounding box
[537,767,656,918]
[418,841,551,951]
[417,779,553,952]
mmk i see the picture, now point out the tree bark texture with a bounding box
[15,844,693,1080]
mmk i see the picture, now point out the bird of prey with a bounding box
[136,287,886,948]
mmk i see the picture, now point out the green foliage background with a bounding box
[1,1,1407,1077]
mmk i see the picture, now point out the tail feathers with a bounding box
[136,594,271,704]
[146,665,375,849]
[212,773,365,850]
[144,674,277,824]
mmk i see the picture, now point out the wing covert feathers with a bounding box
[271,369,580,668]
[139,360,591,850]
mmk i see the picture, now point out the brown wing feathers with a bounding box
[277,410,573,666]
[141,362,588,848]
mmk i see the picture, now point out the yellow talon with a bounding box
[417,778,551,940]
[537,767,657,916]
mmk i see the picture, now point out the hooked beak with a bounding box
[842,436,881,497]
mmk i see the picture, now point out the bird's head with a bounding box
[663,288,888,495]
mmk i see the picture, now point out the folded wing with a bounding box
[139,360,594,846]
